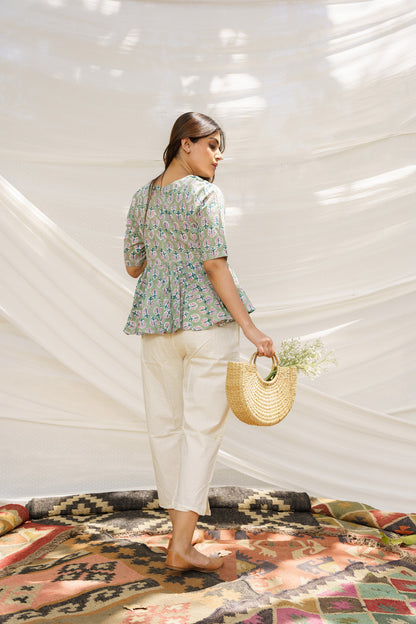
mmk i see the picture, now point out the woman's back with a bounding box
[124,174,253,334]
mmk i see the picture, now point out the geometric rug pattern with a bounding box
[1,489,415,623]
[312,497,416,536]
[194,559,416,624]
[1,525,416,623]
[26,488,320,536]
[0,521,80,579]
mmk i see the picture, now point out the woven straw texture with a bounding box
[226,354,297,426]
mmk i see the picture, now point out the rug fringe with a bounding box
[108,523,322,539]
[316,526,416,563]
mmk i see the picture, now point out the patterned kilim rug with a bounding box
[191,559,416,623]
[311,497,416,536]
[26,488,319,536]
[0,504,79,579]
[1,488,415,623]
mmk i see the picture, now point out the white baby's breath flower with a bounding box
[277,337,337,378]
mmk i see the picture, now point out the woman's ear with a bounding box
[181,138,191,153]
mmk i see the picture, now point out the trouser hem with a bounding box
[159,500,211,516]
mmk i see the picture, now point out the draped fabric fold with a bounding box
[0,0,415,510]
[0,176,141,415]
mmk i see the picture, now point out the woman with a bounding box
[124,112,274,573]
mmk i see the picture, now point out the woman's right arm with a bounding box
[124,191,147,278]
[203,257,275,357]
[125,260,147,278]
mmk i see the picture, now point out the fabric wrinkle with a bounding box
[141,323,239,516]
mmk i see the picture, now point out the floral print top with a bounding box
[123,175,254,335]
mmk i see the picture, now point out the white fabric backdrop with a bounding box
[1,0,415,511]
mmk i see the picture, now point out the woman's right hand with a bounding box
[243,325,275,357]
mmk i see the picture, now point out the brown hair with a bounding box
[145,112,225,220]
[162,111,225,172]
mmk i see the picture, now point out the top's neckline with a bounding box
[153,174,199,189]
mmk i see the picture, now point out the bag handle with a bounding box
[249,352,279,382]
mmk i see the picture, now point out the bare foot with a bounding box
[167,529,203,551]
[166,546,224,573]
[185,546,215,568]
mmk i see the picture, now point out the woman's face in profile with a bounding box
[187,131,223,179]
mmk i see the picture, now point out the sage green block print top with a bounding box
[123,175,254,335]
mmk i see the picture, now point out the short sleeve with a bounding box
[198,185,228,261]
[124,192,146,267]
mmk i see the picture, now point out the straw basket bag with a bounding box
[225,353,297,426]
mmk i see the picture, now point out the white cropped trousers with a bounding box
[141,322,239,516]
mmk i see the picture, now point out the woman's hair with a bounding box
[162,111,225,171]
[145,112,225,219]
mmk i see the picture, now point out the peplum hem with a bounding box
[123,175,254,335]
[123,262,253,336]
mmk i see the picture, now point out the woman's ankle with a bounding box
[169,537,193,553]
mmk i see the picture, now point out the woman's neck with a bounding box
[158,158,192,187]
